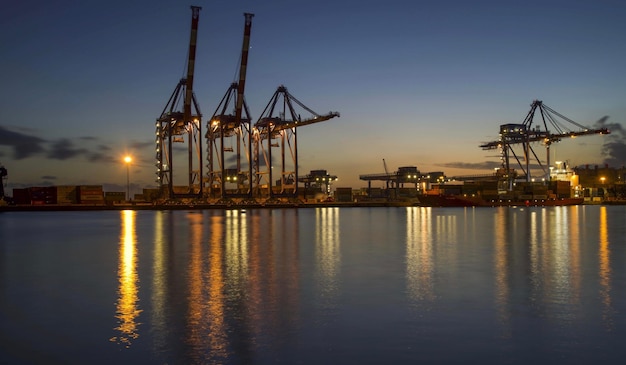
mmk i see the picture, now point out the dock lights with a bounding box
[124,156,132,201]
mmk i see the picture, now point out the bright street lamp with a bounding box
[124,156,132,201]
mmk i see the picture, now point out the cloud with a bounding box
[438,161,502,170]
[47,139,89,160]
[130,140,154,150]
[87,144,116,163]
[595,118,626,167]
[0,125,46,159]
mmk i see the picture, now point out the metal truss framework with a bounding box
[155,6,203,198]
[480,100,610,190]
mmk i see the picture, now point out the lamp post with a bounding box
[124,156,132,201]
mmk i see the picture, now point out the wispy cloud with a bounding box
[47,139,89,160]
[596,118,626,167]
[0,125,156,164]
[439,161,502,170]
[0,125,46,159]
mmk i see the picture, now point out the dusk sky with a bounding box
[1,0,625,193]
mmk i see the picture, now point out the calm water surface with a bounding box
[1,206,625,364]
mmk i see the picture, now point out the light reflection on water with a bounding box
[110,210,141,347]
[406,207,435,303]
[316,207,340,305]
[599,206,614,329]
[1,206,625,364]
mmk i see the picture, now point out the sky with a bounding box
[1,0,625,194]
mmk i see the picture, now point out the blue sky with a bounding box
[1,0,625,193]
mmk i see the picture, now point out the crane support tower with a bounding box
[254,85,340,199]
[206,13,255,201]
[0,164,7,200]
[155,5,203,199]
[480,100,610,190]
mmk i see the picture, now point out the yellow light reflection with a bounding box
[568,206,582,308]
[185,212,217,359]
[111,210,141,347]
[548,207,579,323]
[493,208,510,338]
[207,214,227,358]
[528,209,541,300]
[316,207,340,300]
[150,210,168,350]
[598,206,613,328]
[406,207,435,303]
[225,209,248,282]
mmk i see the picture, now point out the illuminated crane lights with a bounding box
[205,13,255,201]
[156,9,340,202]
[254,85,340,199]
[155,6,203,198]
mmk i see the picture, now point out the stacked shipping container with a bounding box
[78,185,104,204]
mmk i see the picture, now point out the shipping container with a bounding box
[12,188,31,205]
[335,187,353,202]
[57,185,78,204]
[481,189,499,199]
[397,187,418,198]
[105,192,126,204]
[142,188,161,202]
[367,187,384,198]
[78,185,104,204]
[29,186,57,204]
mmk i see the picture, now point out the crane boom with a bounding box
[255,85,340,136]
[263,111,340,132]
[183,6,201,127]
[480,127,610,150]
[480,100,610,150]
[235,13,254,126]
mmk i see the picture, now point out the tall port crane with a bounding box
[0,163,7,200]
[206,13,254,201]
[155,5,203,198]
[480,100,610,190]
[254,85,340,199]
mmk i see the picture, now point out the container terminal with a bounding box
[1,7,622,210]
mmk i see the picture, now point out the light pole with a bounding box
[124,156,132,201]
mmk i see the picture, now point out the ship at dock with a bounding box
[414,162,584,207]
[416,191,584,207]
[418,196,584,207]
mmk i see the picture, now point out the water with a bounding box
[1,206,625,364]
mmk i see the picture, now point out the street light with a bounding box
[124,156,132,201]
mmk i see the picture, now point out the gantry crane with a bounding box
[254,85,340,199]
[206,13,254,201]
[480,100,610,190]
[0,163,7,200]
[155,5,203,199]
